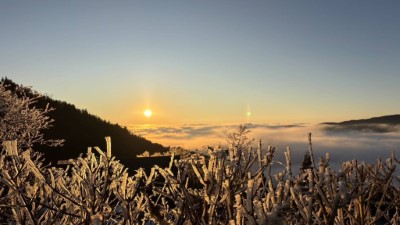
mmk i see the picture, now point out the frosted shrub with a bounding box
[0,81,63,149]
[1,134,399,224]
[0,138,152,224]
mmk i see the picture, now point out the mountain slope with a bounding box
[322,114,400,125]
[322,114,400,133]
[1,78,168,164]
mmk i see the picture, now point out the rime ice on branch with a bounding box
[0,129,399,224]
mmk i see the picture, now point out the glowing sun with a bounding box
[144,109,152,118]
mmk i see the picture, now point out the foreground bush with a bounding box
[1,136,399,225]
[0,79,63,149]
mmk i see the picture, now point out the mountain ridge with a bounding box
[1,78,168,165]
[321,114,400,133]
[322,114,400,125]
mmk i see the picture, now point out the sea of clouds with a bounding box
[129,123,400,171]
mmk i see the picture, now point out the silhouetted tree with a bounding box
[301,152,313,171]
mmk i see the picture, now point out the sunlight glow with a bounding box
[144,109,152,118]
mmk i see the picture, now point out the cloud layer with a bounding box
[129,123,400,169]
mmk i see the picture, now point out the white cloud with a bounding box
[129,123,400,168]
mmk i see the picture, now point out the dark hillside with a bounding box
[323,115,400,125]
[322,115,400,133]
[1,78,168,164]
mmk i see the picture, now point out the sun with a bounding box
[144,109,152,118]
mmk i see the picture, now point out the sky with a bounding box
[1,1,400,126]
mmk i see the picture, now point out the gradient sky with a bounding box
[1,1,400,125]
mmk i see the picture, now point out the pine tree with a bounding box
[301,152,312,171]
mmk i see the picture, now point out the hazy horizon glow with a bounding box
[1,1,400,125]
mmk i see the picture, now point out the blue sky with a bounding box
[1,1,400,125]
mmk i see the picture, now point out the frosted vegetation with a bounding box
[1,83,399,224]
